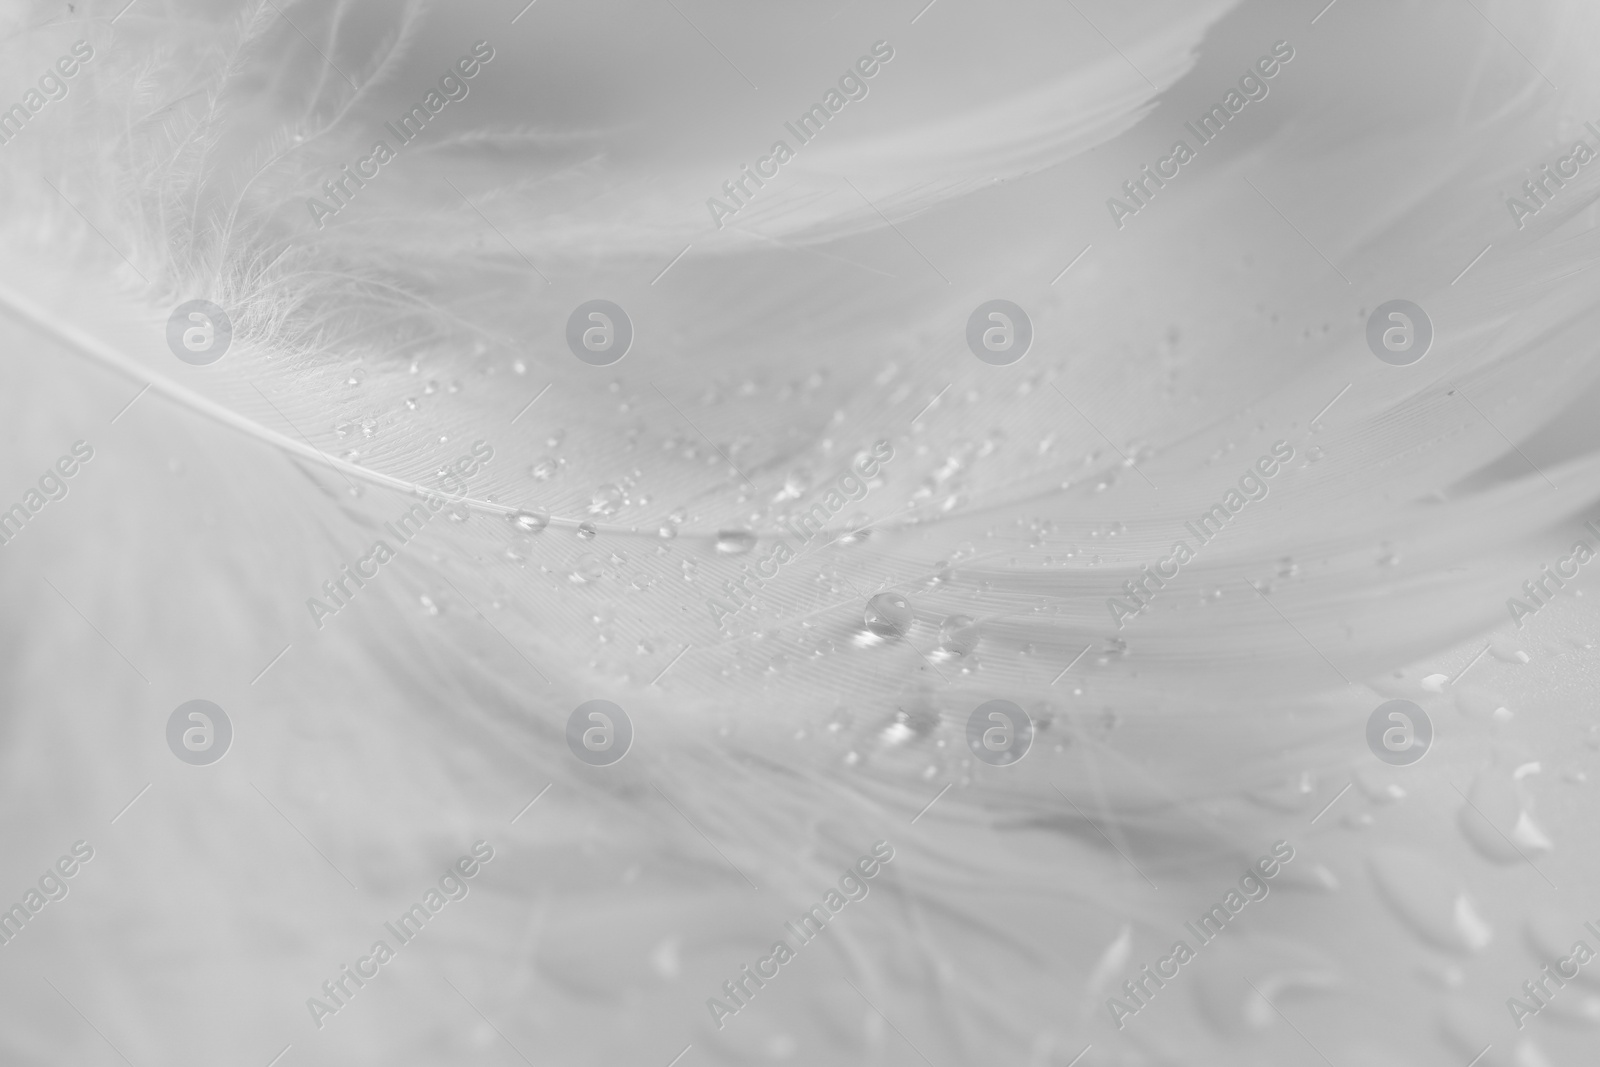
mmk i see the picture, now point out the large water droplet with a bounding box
[1083,923,1132,999]
[864,592,913,638]
[590,484,625,516]
[938,615,979,655]
[508,510,548,534]
[569,553,604,583]
[1194,937,1340,1037]
[714,530,756,555]
[1369,847,1493,953]
[1457,769,1553,865]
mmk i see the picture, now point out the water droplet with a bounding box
[714,529,756,555]
[657,524,677,540]
[1457,769,1553,864]
[1369,847,1493,953]
[569,553,604,583]
[1455,685,1510,718]
[1195,938,1340,1037]
[773,469,811,502]
[529,457,558,481]
[577,522,597,540]
[864,592,913,638]
[938,615,979,655]
[1490,636,1530,664]
[1084,924,1133,998]
[508,510,548,534]
[345,368,366,386]
[1353,768,1406,804]
[837,514,873,545]
[590,484,625,516]
[419,594,440,616]
[1246,771,1317,812]
[447,505,470,523]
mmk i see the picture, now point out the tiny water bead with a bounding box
[508,510,549,534]
[529,457,559,481]
[864,592,914,638]
[577,522,598,540]
[714,529,756,555]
